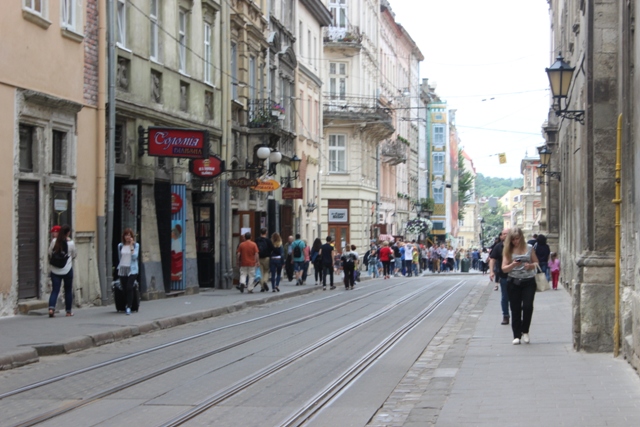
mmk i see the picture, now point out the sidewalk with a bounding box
[369,279,640,427]
[0,280,321,371]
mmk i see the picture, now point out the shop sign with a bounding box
[171,192,183,214]
[191,155,223,178]
[252,179,281,192]
[228,178,258,188]
[148,127,209,159]
[328,208,348,223]
[282,187,303,199]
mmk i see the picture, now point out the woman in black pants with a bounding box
[502,227,539,345]
[310,238,323,285]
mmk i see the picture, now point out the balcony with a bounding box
[246,98,294,147]
[323,95,394,140]
[380,138,408,165]
[323,24,363,47]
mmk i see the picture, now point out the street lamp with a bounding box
[536,145,561,181]
[479,217,485,248]
[545,53,585,124]
[280,154,301,186]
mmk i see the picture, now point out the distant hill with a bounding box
[475,174,523,199]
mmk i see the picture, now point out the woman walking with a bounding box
[502,228,539,345]
[48,224,77,317]
[379,241,393,279]
[117,228,140,315]
[270,233,284,292]
[549,252,561,290]
[310,238,323,285]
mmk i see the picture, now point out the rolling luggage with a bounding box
[112,279,141,312]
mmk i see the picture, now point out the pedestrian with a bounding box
[284,235,294,282]
[342,244,358,290]
[255,227,274,292]
[489,229,510,325]
[393,243,403,276]
[379,241,393,279]
[367,247,378,277]
[117,228,140,315]
[527,233,538,246]
[502,227,539,345]
[310,238,322,285]
[48,224,77,317]
[446,245,455,273]
[549,252,561,290]
[412,244,420,276]
[269,232,284,292]
[237,231,259,293]
[291,234,306,286]
[454,248,462,271]
[319,236,336,290]
[301,240,311,284]
[535,234,551,281]
[480,248,489,274]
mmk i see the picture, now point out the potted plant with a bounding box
[271,103,285,119]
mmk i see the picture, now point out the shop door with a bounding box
[329,225,350,251]
[280,205,293,240]
[194,204,215,287]
[18,181,39,299]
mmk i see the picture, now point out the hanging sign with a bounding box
[228,178,258,188]
[171,192,183,214]
[147,127,209,159]
[191,155,223,178]
[252,179,281,192]
[282,187,303,199]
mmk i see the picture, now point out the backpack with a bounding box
[293,242,302,258]
[50,241,69,268]
[257,238,269,257]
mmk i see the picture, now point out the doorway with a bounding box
[329,225,350,251]
[194,204,215,287]
[18,181,40,299]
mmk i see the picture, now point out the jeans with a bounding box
[269,258,283,289]
[302,261,310,282]
[50,269,74,313]
[412,262,419,276]
[539,263,550,281]
[404,260,413,276]
[394,258,403,273]
[507,277,537,339]
[322,263,334,286]
[368,261,378,277]
[120,274,136,308]
[344,265,355,288]
[499,276,509,317]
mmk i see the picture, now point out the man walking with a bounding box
[255,227,273,292]
[291,234,306,286]
[284,235,294,282]
[236,232,259,293]
[319,236,336,290]
[489,228,510,325]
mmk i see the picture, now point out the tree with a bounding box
[458,149,474,220]
[480,203,507,247]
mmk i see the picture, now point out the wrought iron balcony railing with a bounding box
[247,98,286,129]
[323,24,363,44]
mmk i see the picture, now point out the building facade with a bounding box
[0,0,102,315]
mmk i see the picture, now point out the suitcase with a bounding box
[112,279,141,312]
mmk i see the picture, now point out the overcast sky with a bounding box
[390,0,551,178]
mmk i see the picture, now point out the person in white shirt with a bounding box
[48,224,77,317]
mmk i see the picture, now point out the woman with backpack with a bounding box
[117,228,140,315]
[48,224,77,317]
[310,238,323,285]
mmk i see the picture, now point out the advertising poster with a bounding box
[170,185,186,290]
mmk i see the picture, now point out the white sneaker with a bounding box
[522,333,530,344]
[512,338,521,345]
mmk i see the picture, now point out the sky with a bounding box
[390,0,551,178]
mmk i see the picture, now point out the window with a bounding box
[19,124,36,173]
[433,185,444,204]
[458,237,465,248]
[433,124,445,147]
[150,0,159,61]
[249,56,256,100]
[231,42,237,99]
[433,152,445,175]
[178,9,188,73]
[203,22,212,83]
[329,134,346,173]
[329,62,346,100]
[307,30,311,63]
[61,0,75,30]
[115,123,125,164]
[329,0,347,28]
[52,130,66,174]
[298,22,303,56]
[117,0,127,47]
[24,0,45,15]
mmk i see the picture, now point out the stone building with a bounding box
[0,0,102,315]
[543,0,640,359]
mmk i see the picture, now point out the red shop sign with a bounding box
[191,155,223,178]
[148,127,209,159]
[171,193,183,214]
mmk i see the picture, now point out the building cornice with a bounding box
[300,0,332,27]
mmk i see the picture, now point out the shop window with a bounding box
[19,124,36,173]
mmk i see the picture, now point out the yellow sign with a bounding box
[498,153,507,164]
[252,179,281,192]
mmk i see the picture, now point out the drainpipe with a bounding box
[105,0,116,301]
[97,0,107,304]
[220,0,232,288]
[613,113,622,357]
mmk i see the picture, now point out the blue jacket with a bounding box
[118,242,140,275]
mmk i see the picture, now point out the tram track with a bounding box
[5,279,449,427]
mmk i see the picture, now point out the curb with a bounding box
[2,286,321,371]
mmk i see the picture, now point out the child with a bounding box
[549,252,561,290]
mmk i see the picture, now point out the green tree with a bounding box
[479,203,507,247]
[475,174,523,199]
[458,149,474,220]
